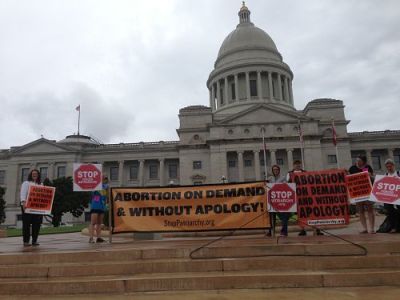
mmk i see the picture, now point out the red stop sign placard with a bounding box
[371,175,400,204]
[73,164,102,191]
[267,183,297,212]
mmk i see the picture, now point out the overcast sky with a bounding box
[1,0,399,149]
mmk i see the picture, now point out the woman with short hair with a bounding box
[20,169,43,246]
[349,155,375,234]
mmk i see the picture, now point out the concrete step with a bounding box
[1,255,400,278]
[1,268,399,295]
[1,239,399,265]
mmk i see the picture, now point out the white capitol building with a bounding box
[1,4,399,226]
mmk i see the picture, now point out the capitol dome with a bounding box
[216,16,281,67]
[207,3,294,115]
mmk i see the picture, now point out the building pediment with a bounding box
[11,138,75,155]
[216,104,311,125]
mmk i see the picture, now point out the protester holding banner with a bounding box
[20,169,42,246]
[288,160,323,236]
[349,155,375,234]
[267,165,289,236]
[88,176,109,243]
[377,159,400,233]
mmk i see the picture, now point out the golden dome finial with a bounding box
[240,1,248,11]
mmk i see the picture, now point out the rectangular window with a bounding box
[0,170,5,185]
[21,168,30,182]
[394,155,400,168]
[193,181,203,185]
[250,80,258,97]
[228,160,236,168]
[276,158,284,166]
[244,159,252,167]
[372,156,381,170]
[193,161,202,170]
[129,165,139,180]
[231,83,236,100]
[40,167,48,180]
[149,165,158,179]
[169,164,178,179]
[110,166,119,181]
[328,155,337,164]
[57,166,66,178]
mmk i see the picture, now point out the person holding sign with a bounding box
[20,169,42,246]
[377,159,400,233]
[267,165,289,236]
[88,176,109,243]
[349,155,375,234]
[288,160,323,236]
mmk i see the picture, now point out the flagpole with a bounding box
[261,127,268,181]
[332,118,340,169]
[77,105,81,136]
[298,119,305,170]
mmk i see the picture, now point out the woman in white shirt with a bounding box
[20,169,43,246]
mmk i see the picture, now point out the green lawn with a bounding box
[6,224,88,237]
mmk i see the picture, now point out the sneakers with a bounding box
[32,242,40,246]
[23,242,31,247]
[298,230,307,236]
[89,237,105,243]
[280,231,288,237]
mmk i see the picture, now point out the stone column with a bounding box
[48,162,55,180]
[216,80,221,105]
[388,148,395,159]
[5,163,19,206]
[238,151,244,182]
[209,88,213,109]
[288,80,294,105]
[268,72,273,100]
[118,160,124,186]
[284,77,290,103]
[211,84,216,110]
[257,71,262,100]
[287,149,294,169]
[234,73,239,102]
[245,72,250,100]
[159,158,165,186]
[254,150,261,181]
[138,159,145,186]
[224,77,229,103]
[270,150,277,166]
[277,74,283,101]
[366,149,373,166]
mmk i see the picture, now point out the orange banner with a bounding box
[346,172,372,203]
[111,182,269,233]
[25,185,56,215]
[292,169,349,226]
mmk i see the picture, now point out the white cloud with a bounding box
[1,0,400,148]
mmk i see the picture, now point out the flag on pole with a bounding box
[75,105,80,112]
[297,121,304,144]
[332,119,337,146]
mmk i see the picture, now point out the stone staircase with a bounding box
[1,236,400,295]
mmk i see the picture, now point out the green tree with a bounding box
[0,187,5,224]
[45,177,91,227]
